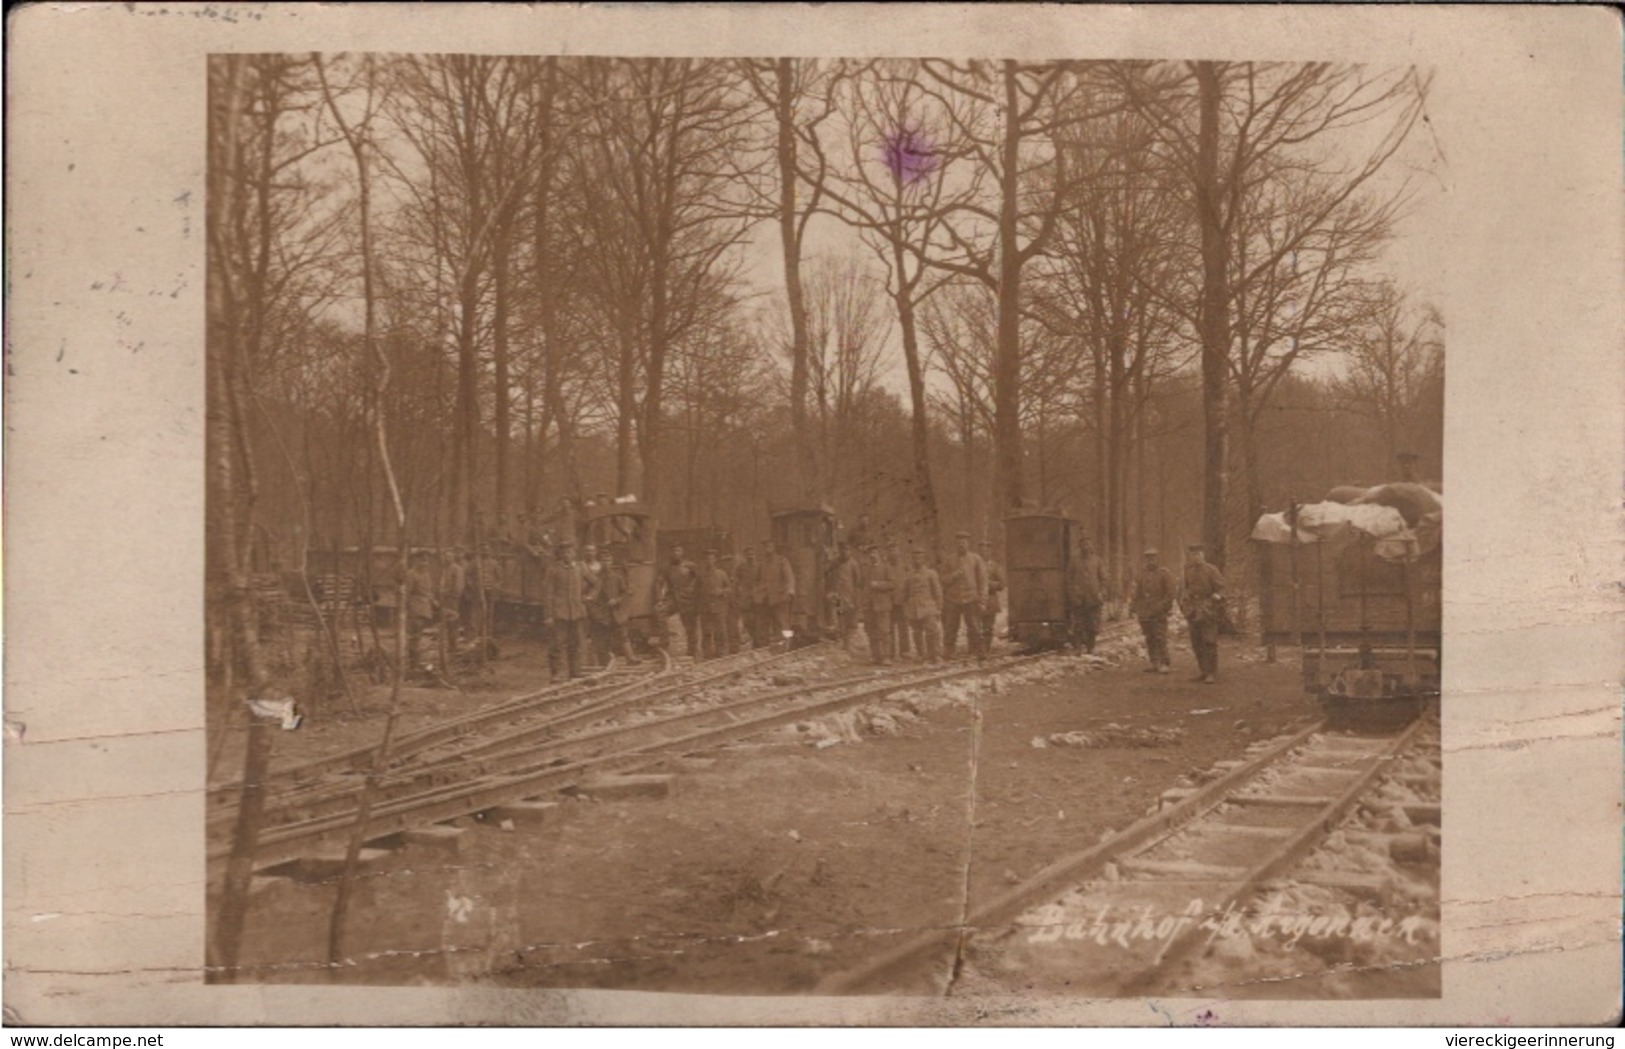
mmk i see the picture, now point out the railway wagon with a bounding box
[769,505,837,642]
[576,500,659,642]
[1255,508,1441,727]
[305,545,425,614]
[1004,509,1080,649]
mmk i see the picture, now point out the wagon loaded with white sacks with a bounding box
[1252,481,1442,729]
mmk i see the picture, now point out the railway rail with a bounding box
[818,712,1435,995]
[207,643,1069,877]
[207,640,837,833]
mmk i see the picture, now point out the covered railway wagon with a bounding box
[769,505,836,643]
[574,500,659,642]
[1004,509,1080,649]
[1254,491,1442,728]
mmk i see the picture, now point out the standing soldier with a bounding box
[1068,534,1108,654]
[1180,544,1226,684]
[542,541,586,680]
[440,548,467,644]
[761,539,796,641]
[1131,548,1176,674]
[592,551,638,666]
[579,543,605,668]
[834,544,862,654]
[903,546,944,663]
[733,546,762,648]
[476,544,503,639]
[887,542,912,660]
[860,546,894,665]
[457,549,478,641]
[696,550,733,660]
[941,531,989,660]
[404,551,438,673]
[658,544,701,659]
[979,539,1005,652]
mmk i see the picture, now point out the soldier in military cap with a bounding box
[1180,543,1226,683]
[1131,548,1176,673]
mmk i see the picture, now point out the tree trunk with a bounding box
[492,225,512,517]
[614,327,637,497]
[891,249,941,546]
[1195,61,1231,570]
[993,61,1026,513]
[775,58,816,503]
[455,264,480,546]
[205,53,273,983]
[640,247,670,514]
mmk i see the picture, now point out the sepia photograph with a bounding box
[5,2,1619,1028]
[203,52,1447,998]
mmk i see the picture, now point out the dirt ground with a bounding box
[228,619,1416,996]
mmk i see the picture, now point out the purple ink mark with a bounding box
[881,125,937,187]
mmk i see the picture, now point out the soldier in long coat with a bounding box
[1068,535,1109,653]
[579,543,607,668]
[834,545,863,653]
[659,545,700,659]
[696,550,733,660]
[902,547,944,663]
[1131,548,1177,673]
[732,546,762,648]
[591,551,637,665]
[1180,544,1226,683]
[542,541,587,680]
[979,539,1005,652]
[941,531,989,660]
[886,542,912,659]
[859,546,895,665]
[404,551,439,672]
[760,540,796,641]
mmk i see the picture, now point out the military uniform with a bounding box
[1068,548,1108,653]
[887,550,912,657]
[542,556,586,680]
[760,550,796,640]
[903,559,945,663]
[980,547,1005,650]
[1131,555,1177,672]
[835,554,863,652]
[733,553,762,647]
[589,561,635,665]
[942,544,989,659]
[859,554,895,664]
[661,556,700,659]
[405,558,438,671]
[1181,557,1226,681]
[696,559,733,660]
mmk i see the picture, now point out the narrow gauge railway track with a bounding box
[209,648,1056,876]
[819,714,1433,995]
[209,641,832,836]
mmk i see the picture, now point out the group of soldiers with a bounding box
[401,539,637,681]
[654,530,1009,668]
[399,510,1228,686]
[1128,544,1227,683]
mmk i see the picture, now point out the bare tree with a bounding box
[907,60,1123,513]
[570,58,755,514]
[808,60,994,544]
[738,58,839,502]
[1115,60,1430,567]
[1032,92,1194,591]
[1336,281,1445,464]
